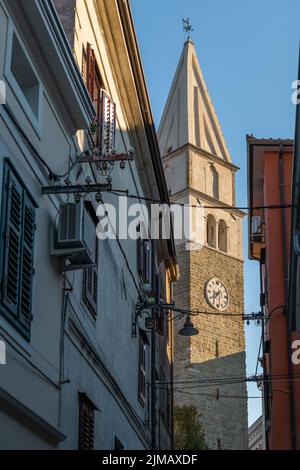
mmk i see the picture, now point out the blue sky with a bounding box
[131,0,300,426]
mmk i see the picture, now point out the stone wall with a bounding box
[174,246,248,450]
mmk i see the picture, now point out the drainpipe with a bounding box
[259,259,269,449]
[278,145,297,449]
[151,305,157,450]
[170,297,174,451]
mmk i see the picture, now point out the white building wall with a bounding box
[0,0,172,450]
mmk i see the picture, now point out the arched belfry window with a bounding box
[207,215,216,248]
[218,220,227,253]
[210,164,219,200]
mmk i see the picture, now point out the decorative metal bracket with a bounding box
[79,149,134,164]
[42,182,112,196]
[132,298,175,337]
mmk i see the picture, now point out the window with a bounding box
[218,219,227,253]
[82,202,98,317]
[138,334,147,406]
[11,32,40,118]
[78,393,96,450]
[207,214,216,248]
[114,436,125,450]
[210,164,219,200]
[0,160,36,340]
[84,43,116,153]
[137,236,152,289]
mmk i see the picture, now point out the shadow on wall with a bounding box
[173,340,248,450]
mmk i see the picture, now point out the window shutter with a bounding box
[100,90,116,154]
[155,273,164,335]
[2,169,23,318]
[19,194,35,331]
[86,43,95,99]
[79,395,95,450]
[137,236,143,277]
[139,337,146,405]
[82,46,88,86]
[137,237,152,287]
[84,266,98,314]
[142,240,151,286]
[82,204,98,317]
[83,242,98,316]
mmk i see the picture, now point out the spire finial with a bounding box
[182,17,193,41]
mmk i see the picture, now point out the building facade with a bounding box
[248,416,265,450]
[158,39,248,450]
[247,136,300,450]
[0,0,177,450]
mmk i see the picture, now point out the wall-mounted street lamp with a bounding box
[178,315,199,336]
[133,298,199,337]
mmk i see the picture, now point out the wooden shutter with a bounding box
[83,241,98,316]
[82,46,88,86]
[2,168,23,318]
[142,240,151,286]
[100,90,116,154]
[79,395,95,450]
[83,206,98,316]
[137,237,152,287]
[138,337,146,405]
[86,43,95,99]
[19,194,35,331]
[83,266,98,315]
[137,236,143,277]
[155,273,164,335]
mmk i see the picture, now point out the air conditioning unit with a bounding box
[251,215,264,243]
[52,202,97,272]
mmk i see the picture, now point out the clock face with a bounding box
[205,278,229,311]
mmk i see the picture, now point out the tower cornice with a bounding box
[169,187,246,218]
[162,142,240,172]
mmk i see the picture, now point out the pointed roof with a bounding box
[158,39,231,162]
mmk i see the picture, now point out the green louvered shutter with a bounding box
[19,194,35,331]
[2,168,23,318]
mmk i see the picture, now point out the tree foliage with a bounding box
[174,404,208,450]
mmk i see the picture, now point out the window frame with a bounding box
[84,43,116,153]
[4,23,42,135]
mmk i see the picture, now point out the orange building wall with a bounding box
[263,149,300,449]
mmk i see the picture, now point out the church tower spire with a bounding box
[159,41,248,450]
[158,39,231,161]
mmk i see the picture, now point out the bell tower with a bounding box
[158,39,248,449]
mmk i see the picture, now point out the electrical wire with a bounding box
[172,389,261,399]
[98,197,142,297]
[108,189,292,212]
[156,371,300,388]
[5,102,293,214]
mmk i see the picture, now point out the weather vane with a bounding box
[182,17,193,40]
